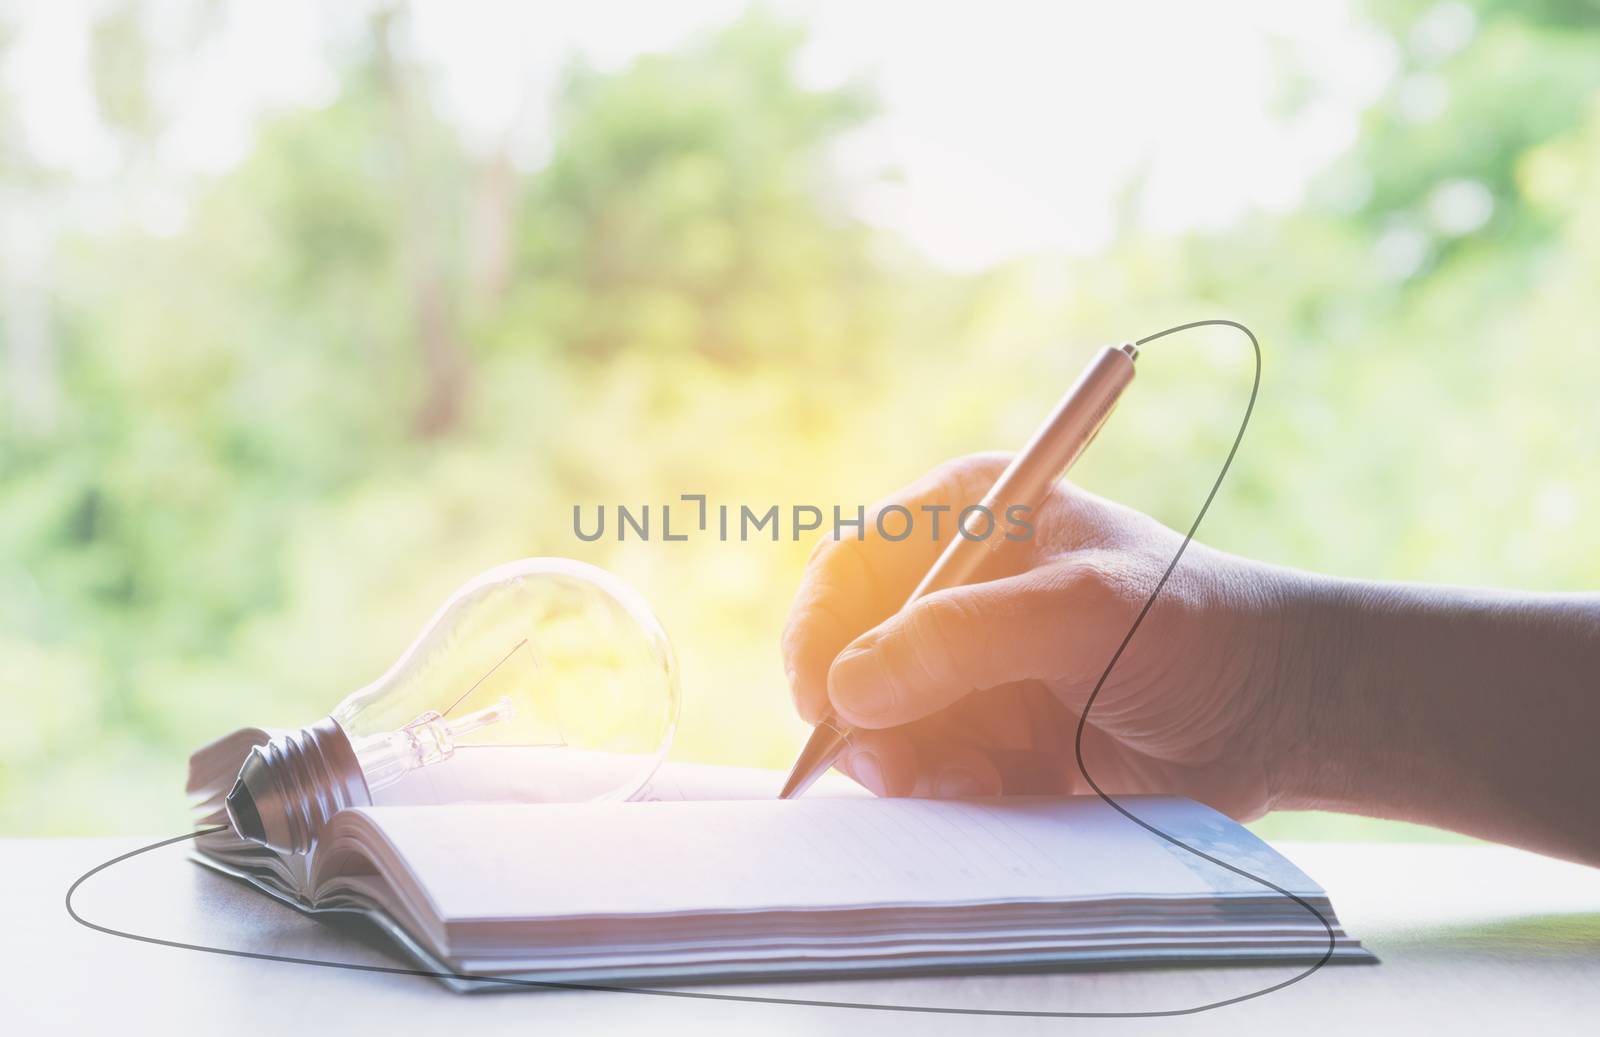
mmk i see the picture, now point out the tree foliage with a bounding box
[2,3,1597,833]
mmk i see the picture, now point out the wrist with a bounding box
[1264,574,1485,818]
[1250,565,1369,812]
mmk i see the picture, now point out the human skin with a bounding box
[781,453,1600,866]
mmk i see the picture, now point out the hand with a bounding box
[781,453,1315,820]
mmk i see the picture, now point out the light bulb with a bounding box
[226,558,679,853]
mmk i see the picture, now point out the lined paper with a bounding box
[349,796,1317,924]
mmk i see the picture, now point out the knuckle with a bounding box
[805,525,848,566]
[784,595,851,655]
[779,613,809,663]
[792,585,828,642]
[1056,553,1140,614]
[826,534,875,590]
[956,450,1012,475]
[947,452,1011,499]
[805,532,872,597]
[805,534,830,565]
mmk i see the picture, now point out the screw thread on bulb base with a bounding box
[226,716,372,854]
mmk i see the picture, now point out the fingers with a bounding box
[911,742,1005,799]
[782,453,1014,723]
[836,725,1004,799]
[835,728,919,797]
[834,715,1141,799]
[826,556,1137,729]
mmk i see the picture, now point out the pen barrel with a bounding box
[785,343,1136,798]
[910,344,1136,602]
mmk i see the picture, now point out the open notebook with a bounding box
[188,729,1373,991]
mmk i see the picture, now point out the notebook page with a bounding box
[372,754,868,806]
[353,795,1319,925]
[631,761,868,801]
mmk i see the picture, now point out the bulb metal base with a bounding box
[225,716,372,854]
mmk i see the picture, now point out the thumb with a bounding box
[826,563,1121,728]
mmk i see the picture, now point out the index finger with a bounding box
[781,452,1013,723]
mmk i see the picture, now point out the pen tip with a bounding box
[777,769,805,800]
[777,722,850,800]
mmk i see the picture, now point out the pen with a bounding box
[778,342,1140,799]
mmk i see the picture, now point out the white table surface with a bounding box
[7,836,1600,1035]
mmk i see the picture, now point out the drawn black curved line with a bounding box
[66,319,1332,1018]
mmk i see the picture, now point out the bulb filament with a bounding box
[351,694,519,793]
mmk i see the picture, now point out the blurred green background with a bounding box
[3,0,1598,836]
